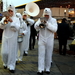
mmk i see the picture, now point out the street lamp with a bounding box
[64,9,66,17]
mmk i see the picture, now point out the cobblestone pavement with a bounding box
[0,39,75,75]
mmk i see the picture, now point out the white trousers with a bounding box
[16,42,24,61]
[24,32,30,54]
[38,38,54,72]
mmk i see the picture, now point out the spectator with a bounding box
[57,18,70,55]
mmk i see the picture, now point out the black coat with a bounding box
[30,23,37,37]
[57,23,70,39]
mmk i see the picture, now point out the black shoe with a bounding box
[45,71,50,74]
[33,46,34,49]
[4,66,7,69]
[37,71,43,75]
[24,53,28,56]
[16,61,19,65]
[23,52,28,56]
[51,62,53,65]
[29,48,32,50]
[9,70,15,73]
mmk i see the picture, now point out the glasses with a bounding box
[8,10,13,12]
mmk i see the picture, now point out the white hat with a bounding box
[22,11,28,16]
[7,4,15,11]
[22,11,29,18]
[43,8,52,18]
[7,4,16,16]
[16,13,22,18]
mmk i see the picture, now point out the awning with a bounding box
[15,0,75,9]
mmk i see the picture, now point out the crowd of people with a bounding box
[0,3,73,75]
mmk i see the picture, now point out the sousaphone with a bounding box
[25,2,40,17]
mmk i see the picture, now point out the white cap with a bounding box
[7,4,16,16]
[16,13,22,18]
[43,8,52,19]
[7,4,15,11]
[22,11,28,16]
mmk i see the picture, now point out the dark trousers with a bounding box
[58,38,67,55]
[29,35,36,50]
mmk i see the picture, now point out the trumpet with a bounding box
[1,11,10,24]
[39,17,48,29]
[4,16,9,24]
[39,23,46,29]
[40,17,48,22]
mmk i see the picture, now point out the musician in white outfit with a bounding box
[0,4,20,73]
[34,8,57,75]
[16,13,27,61]
[22,11,34,55]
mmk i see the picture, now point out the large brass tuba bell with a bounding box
[25,2,40,17]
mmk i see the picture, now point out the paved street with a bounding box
[0,39,75,75]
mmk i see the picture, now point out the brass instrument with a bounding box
[25,2,48,28]
[39,17,48,29]
[4,16,9,24]
[1,11,10,24]
[18,25,23,43]
[39,23,46,29]
[24,2,40,26]
[25,2,40,17]
[18,34,23,43]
